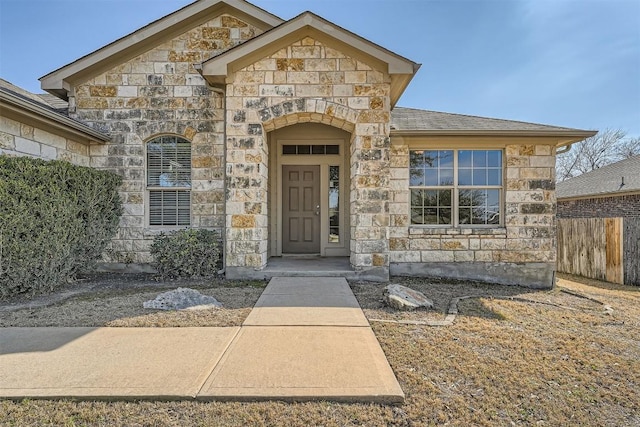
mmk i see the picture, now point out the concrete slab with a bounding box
[243,277,369,326]
[0,327,239,400]
[244,295,369,326]
[261,277,354,296]
[198,326,404,403]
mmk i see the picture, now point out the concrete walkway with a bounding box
[0,277,404,403]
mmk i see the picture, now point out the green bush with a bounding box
[0,155,123,298]
[150,229,221,279]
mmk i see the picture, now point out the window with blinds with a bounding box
[146,136,191,226]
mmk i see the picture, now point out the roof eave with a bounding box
[558,189,640,201]
[0,91,110,143]
[390,129,597,145]
[40,0,284,99]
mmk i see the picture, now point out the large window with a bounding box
[410,149,503,226]
[146,136,191,226]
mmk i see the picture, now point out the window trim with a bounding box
[409,148,504,228]
[145,135,192,228]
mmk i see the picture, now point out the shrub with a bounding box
[0,155,123,298]
[150,229,222,279]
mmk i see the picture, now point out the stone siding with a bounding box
[388,143,557,287]
[0,115,91,165]
[224,36,392,279]
[71,14,262,263]
[558,194,640,219]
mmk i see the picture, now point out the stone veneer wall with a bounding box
[224,37,392,280]
[388,143,557,288]
[0,115,91,165]
[70,14,262,264]
[558,194,640,219]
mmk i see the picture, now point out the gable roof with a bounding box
[390,107,596,145]
[0,79,109,143]
[198,11,420,107]
[556,155,640,200]
[40,0,283,100]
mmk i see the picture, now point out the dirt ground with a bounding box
[1,273,639,426]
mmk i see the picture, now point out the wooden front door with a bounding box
[282,165,320,253]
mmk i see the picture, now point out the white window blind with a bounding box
[146,136,191,226]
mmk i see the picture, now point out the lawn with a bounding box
[1,274,638,426]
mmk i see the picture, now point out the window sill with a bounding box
[408,226,507,237]
[143,227,190,237]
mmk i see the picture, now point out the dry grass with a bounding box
[1,273,639,426]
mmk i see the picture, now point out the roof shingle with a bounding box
[556,155,640,199]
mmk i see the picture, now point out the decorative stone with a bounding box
[143,288,222,310]
[383,284,433,311]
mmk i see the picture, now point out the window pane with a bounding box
[488,169,502,186]
[424,208,438,224]
[425,169,439,186]
[440,168,453,185]
[312,145,325,154]
[410,168,424,186]
[328,166,340,243]
[438,189,452,207]
[439,208,452,225]
[423,190,438,207]
[459,150,472,167]
[473,151,487,167]
[297,145,310,154]
[487,150,502,167]
[458,168,472,186]
[326,145,339,154]
[473,169,486,185]
[282,145,296,154]
[439,151,454,167]
[411,207,424,225]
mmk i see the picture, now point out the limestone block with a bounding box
[33,128,67,149]
[453,251,474,262]
[14,136,40,156]
[389,250,420,263]
[422,251,454,262]
[0,132,15,150]
[384,284,433,311]
[40,144,57,160]
[117,86,137,97]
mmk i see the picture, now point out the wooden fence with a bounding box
[557,217,639,286]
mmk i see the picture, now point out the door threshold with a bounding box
[281,254,321,258]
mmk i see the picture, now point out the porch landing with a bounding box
[226,257,389,282]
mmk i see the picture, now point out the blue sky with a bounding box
[1,0,638,136]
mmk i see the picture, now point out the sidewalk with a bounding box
[0,277,404,403]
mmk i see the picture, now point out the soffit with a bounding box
[39,0,283,100]
[198,12,421,107]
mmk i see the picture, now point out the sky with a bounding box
[1,0,638,137]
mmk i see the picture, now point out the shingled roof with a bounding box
[556,155,640,200]
[390,107,593,135]
[0,79,109,142]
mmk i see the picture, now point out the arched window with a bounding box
[146,136,191,226]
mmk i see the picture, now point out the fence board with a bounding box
[605,218,624,284]
[624,218,640,286]
[557,218,608,281]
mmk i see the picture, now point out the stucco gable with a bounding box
[40,0,283,100]
[198,12,420,107]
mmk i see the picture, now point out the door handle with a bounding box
[315,205,320,216]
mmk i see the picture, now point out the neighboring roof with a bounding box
[40,0,284,100]
[198,11,421,107]
[390,107,596,145]
[0,79,110,142]
[557,155,640,200]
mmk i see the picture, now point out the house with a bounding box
[556,156,640,286]
[557,155,640,218]
[1,0,597,288]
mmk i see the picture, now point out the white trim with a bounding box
[272,138,349,257]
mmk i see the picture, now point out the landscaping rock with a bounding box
[383,284,433,311]
[143,288,222,310]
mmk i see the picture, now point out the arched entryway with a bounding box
[268,123,351,257]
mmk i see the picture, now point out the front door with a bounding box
[282,165,320,253]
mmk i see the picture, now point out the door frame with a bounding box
[272,139,349,257]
